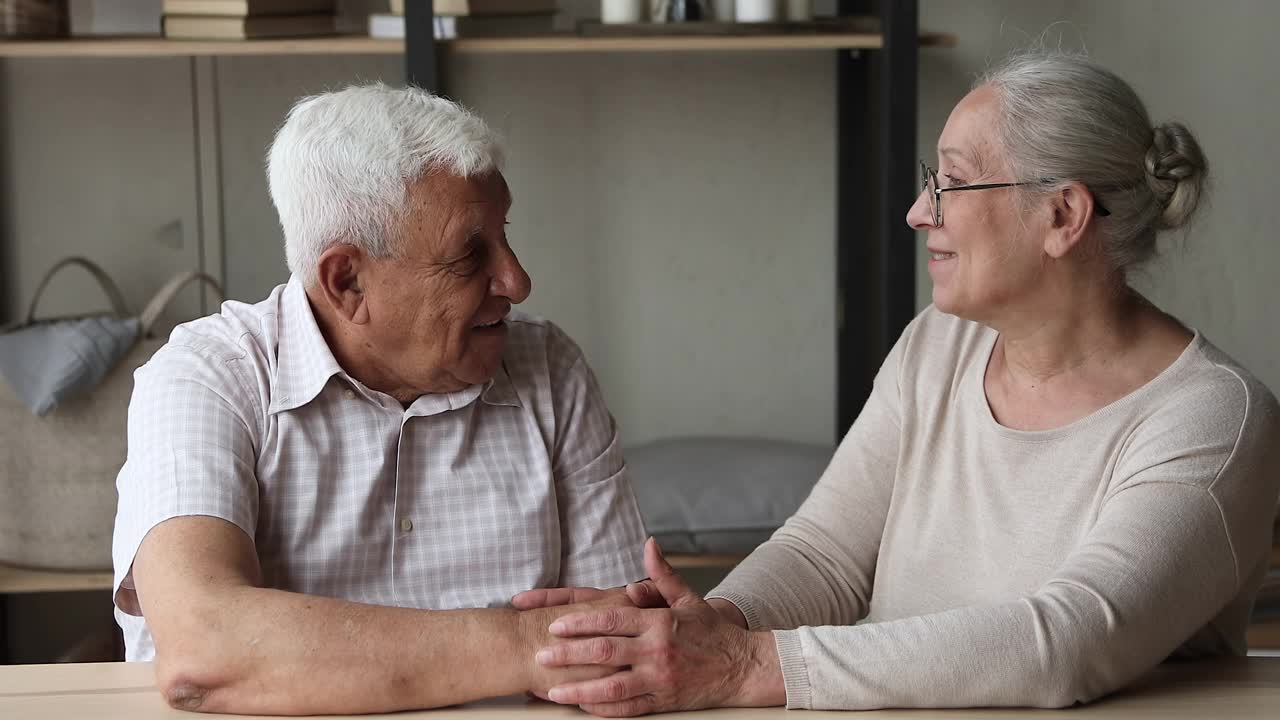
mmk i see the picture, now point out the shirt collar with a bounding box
[404,360,523,417]
[269,276,523,415]
[269,277,344,414]
[480,362,521,408]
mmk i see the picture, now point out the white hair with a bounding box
[977,52,1208,275]
[268,83,505,288]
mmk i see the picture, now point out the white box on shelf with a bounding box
[69,0,163,35]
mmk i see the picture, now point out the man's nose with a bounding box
[491,245,531,304]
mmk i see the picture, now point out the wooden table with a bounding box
[1,657,1277,719]
[0,564,117,663]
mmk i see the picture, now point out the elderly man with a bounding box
[111,84,647,715]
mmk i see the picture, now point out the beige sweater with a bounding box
[709,307,1280,710]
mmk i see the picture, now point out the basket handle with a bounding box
[139,272,225,337]
[25,257,131,325]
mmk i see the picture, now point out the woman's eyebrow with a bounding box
[939,147,972,167]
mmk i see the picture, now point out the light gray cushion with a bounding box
[0,316,140,416]
[626,436,834,555]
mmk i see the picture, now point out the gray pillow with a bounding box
[0,316,140,416]
[626,436,834,555]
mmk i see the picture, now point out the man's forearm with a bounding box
[153,586,543,715]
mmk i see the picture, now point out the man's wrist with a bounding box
[511,608,549,694]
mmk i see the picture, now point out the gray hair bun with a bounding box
[1145,122,1208,230]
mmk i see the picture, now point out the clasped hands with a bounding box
[512,538,783,717]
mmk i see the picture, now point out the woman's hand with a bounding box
[512,565,667,702]
[518,589,653,701]
[535,538,785,717]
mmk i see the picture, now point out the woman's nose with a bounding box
[906,187,936,230]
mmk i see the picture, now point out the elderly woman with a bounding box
[516,52,1280,714]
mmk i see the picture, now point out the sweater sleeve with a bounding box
[755,371,1280,710]
[706,316,909,635]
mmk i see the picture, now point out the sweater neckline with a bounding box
[969,324,1205,442]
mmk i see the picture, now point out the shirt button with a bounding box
[400,518,413,533]
[344,389,356,400]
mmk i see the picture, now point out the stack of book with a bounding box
[162,0,337,40]
[369,0,560,41]
[1262,522,1280,616]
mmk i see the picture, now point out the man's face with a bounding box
[359,170,531,397]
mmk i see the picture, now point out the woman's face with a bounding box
[907,86,1051,323]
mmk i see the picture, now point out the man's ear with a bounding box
[314,245,371,324]
[1043,182,1096,260]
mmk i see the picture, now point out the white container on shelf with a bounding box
[735,0,778,23]
[785,0,812,22]
[602,0,646,23]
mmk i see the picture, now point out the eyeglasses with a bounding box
[919,161,1110,227]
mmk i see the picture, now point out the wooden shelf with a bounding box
[0,32,954,58]
[0,36,395,57]
[666,553,745,569]
[0,564,112,594]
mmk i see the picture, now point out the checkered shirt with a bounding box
[112,277,647,661]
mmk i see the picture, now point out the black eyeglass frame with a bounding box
[919,161,1111,227]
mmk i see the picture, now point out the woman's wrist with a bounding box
[730,630,786,707]
[708,597,749,629]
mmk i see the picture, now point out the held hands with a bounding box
[513,559,669,701]
[517,582,671,701]
[526,538,784,717]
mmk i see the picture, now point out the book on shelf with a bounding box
[389,0,560,16]
[369,12,554,39]
[1249,616,1280,651]
[162,0,336,15]
[368,12,410,38]
[1255,567,1280,613]
[163,13,335,39]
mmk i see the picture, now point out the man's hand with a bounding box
[512,580,665,612]
[512,560,747,630]
[533,538,785,717]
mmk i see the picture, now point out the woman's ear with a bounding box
[1043,182,1096,259]
[314,245,371,324]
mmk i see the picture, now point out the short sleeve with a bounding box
[544,323,646,589]
[112,344,261,617]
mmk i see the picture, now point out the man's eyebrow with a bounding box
[463,191,514,208]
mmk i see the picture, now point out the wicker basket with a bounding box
[0,259,222,570]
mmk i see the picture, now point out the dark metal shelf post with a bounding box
[405,0,439,91]
[835,0,917,439]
